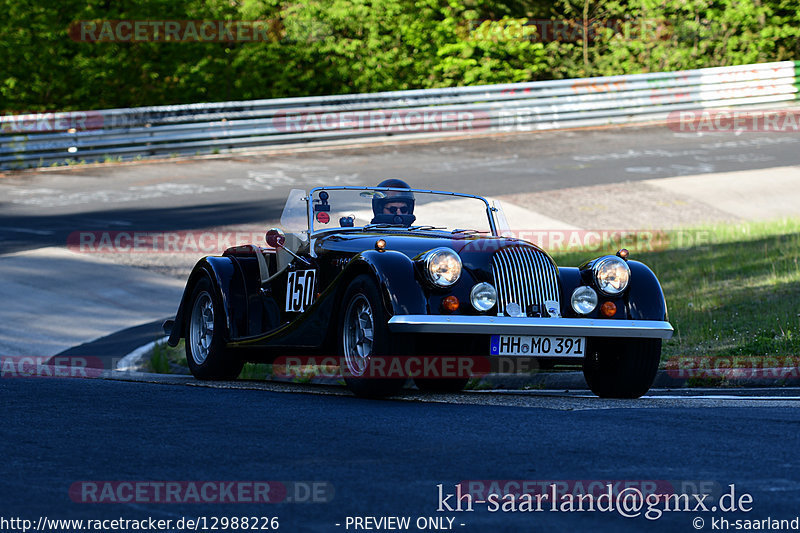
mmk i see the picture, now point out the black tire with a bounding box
[185,274,244,380]
[338,275,407,397]
[583,338,661,399]
[414,377,470,393]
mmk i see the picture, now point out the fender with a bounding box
[227,250,428,349]
[166,256,240,346]
[626,260,668,321]
[350,249,428,316]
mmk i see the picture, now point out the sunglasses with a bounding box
[384,205,410,214]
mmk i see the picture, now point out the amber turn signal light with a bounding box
[442,295,460,312]
[600,301,617,317]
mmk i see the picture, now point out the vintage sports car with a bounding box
[164,182,673,398]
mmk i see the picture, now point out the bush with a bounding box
[0,0,797,112]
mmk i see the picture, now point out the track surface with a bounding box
[2,376,799,532]
[1,126,799,254]
[3,125,800,531]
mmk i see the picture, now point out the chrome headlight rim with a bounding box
[423,247,462,288]
[470,282,497,312]
[570,285,599,315]
[593,255,631,296]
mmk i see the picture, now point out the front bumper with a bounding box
[387,315,673,339]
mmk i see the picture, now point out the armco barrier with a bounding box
[1,61,797,169]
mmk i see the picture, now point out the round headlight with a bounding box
[424,248,462,287]
[593,256,631,295]
[470,282,497,311]
[571,286,599,315]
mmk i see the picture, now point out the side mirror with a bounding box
[265,228,286,248]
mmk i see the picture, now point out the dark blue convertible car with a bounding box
[165,182,673,398]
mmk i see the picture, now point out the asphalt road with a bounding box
[2,376,799,533]
[3,125,800,533]
[1,125,799,254]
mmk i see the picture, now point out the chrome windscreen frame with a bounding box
[305,186,499,237]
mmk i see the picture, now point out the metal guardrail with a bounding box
[1,61,798,169]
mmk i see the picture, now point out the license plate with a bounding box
[490,335,585,357]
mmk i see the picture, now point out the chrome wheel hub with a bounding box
[189,291,214,366]
[342,294,374,377]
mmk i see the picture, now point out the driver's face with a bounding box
[383,201,411,215]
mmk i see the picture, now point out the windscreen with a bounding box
[308,188,494,234]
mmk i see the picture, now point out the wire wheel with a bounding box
[189,290,214,366]
[342,293,374,377]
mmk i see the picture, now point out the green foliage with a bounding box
[0,0,797,111]
[239,363,272,380]
[432,16,547,86]
[148,345,172,374]
[465,377,495,390]
[541,0,798,78]
[147,339,187,374]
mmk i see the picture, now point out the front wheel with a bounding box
[339,275,406,397]
[185,274,243,380]
[582,338,661,399]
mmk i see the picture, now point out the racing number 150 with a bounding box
[286,270,316,312]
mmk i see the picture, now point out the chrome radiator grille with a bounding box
[490,246,560,316]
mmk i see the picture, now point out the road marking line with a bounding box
[0,226,54,235]
[647,395,800,400]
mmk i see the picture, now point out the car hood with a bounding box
[313,230,552,265]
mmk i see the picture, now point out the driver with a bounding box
[371,178,416,226]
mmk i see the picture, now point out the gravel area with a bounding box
[88,221,279,279]
[497,181,739,230]
[87,181,741,276]
[88,252,200,280]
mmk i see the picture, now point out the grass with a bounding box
[465,377,495,390]
[146,340,187,374]
[143,344,340,383]
[239,363,272,380]
[550,218,800,363]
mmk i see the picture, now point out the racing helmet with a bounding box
[371,178,415,218]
